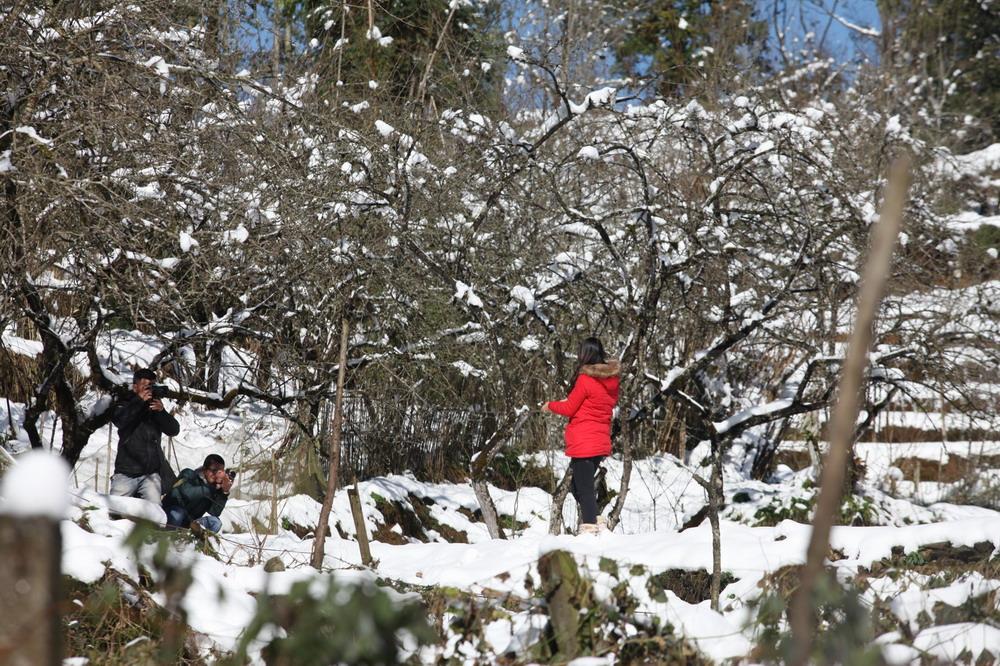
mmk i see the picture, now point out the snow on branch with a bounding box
[826,12,880,38]
[713,398,793,434]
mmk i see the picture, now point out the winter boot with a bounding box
[596,515,611,533]
[578,523,600,536]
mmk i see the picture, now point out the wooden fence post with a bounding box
[271,453,279,535]
[940,397,949,442]
[348,481,373,567]
[234,408,246,501]
[0,516,61,666]
[538,550,589,662]
[105,424,112,493]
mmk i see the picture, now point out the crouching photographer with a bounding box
[162,454,233,533]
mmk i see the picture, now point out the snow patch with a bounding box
[14,125,54,146]
[510,285,535,309]
[223,223,250,244]
[454,281,484,308]
[452,361,487,379]
[179,230,199,252]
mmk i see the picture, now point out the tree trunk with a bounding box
[415,1,458,107]
[255,343,273,389]
[205,338,226,394]
[290,395,325,498]
[311,317,350,570]
[22,393,48,450]
[749,417,790,480]
[472,479,505,539]
[271,7,282,80]
[608,421,633,530]
[468,409,531,538]
[548,466,573,535]
[708,439,723,612]
[59,409,113,468]
[789,157,909,665]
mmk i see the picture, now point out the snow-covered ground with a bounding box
[5,409,1000,663]
[3,333,1000,663]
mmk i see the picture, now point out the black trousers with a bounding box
[570,456,604,524]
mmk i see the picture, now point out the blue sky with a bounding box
[761,0,883,64]
[243,0,888,84]
[246,1,886,61]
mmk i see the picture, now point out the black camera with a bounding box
[150,384,169,400]
[226,469,237,481]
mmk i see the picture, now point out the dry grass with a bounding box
[62,573,210,665]
[0,347,37,405]
[0,345,91,407]
[894,454,1000,483]
[774,449,812,471]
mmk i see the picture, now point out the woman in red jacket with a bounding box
[544,337,620,534]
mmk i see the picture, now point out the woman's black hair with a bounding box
[576,337,606,374]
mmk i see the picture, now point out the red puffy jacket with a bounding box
[547,360,620,458]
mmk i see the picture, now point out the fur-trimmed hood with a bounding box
[580,359,621,378]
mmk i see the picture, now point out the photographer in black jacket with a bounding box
[109,368,180,503]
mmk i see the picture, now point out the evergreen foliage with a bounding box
[282,0,503,107]
[614,0,768,97]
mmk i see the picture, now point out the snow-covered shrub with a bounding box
[752,573,880,665]
[1,1,995,497]
[231,577,433,665]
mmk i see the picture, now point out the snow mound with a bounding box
[0,450,71,518]
[101,494,168,525]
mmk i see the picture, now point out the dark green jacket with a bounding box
[163,468,228,519]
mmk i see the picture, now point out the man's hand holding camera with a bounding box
[208,466,235,494]
[218,471,233,494]
[134,378,167,411]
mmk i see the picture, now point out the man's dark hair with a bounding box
[204,453,225,470]
[133,368,157,384]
